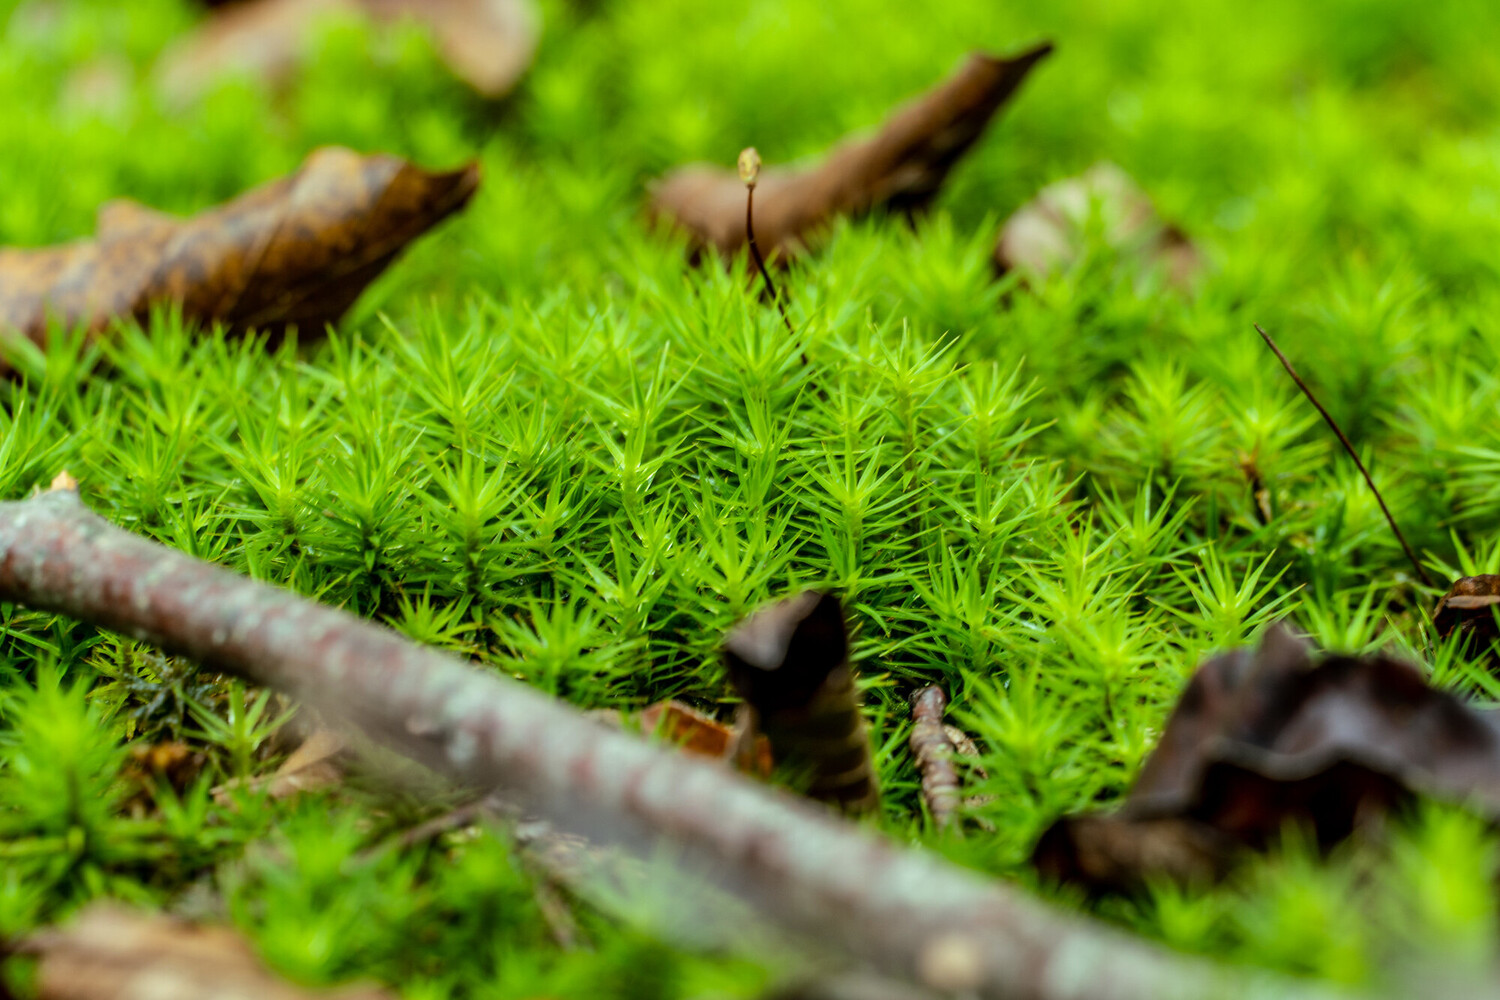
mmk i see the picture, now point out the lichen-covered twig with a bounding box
[909,685,961,831]
[0,488,1352,1000]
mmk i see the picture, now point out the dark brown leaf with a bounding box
[995,161,1202,287]
[1034,626,1500,892]
[157,0,539,103]
[723,591,880,814]
[1434,574,1500,665]
[19,903,395,1000]
[1032,815,1239,895]
[0,146,479,360]
[648,44,1052,261]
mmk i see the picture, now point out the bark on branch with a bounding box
[0,489,1348,1000]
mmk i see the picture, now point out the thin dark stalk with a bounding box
[746,185,800,348]
[1254,323,1432,588]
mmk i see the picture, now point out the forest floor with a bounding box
[6,0,1500,996]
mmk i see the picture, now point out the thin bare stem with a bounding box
[1254,323,1432,588]
[739,146,804,363]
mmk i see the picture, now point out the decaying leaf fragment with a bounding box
[1034,626,1500,894]
[158,0,540,103]
[212,726,349,803]
[18,903,395,1000]
[649,44,1052,261]
[0,146,479,360]
[722,591,880,814]
[995,161,1201,287]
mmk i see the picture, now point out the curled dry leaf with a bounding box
[648,44,1052,261]
[1034,625,1500,894]
[995,161,1202,287]
[722,591,880,814]
[18,903,395,1000]
[1434,574,1500,666]
[157,0,540,103]
[0,146,479,363]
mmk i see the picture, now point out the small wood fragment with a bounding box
[909,685,961,831]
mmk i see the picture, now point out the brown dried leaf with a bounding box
[648,44,1052,261]
[157,0,539,103]
[722,591,880,814]
[1034,626,1500,892]
[995,161,1202,287]
[19,903,395,1000]
[0,146,479,360]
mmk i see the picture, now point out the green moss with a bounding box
[4,0,1500,994]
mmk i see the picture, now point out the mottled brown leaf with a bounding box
[648,44,1052,261]
[722,591,879,814]
[0,146,478,361]
[1035,626,1500,892]
[995,161,1201,287]
[19,903,395,1000]
[157,0,539,103]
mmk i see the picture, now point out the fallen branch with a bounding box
[0,488,1352,1000]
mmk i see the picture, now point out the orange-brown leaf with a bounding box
[648,44,1052,261]
[640,699,772,776]
[20,903,395,1000]
[0,147,479,358]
